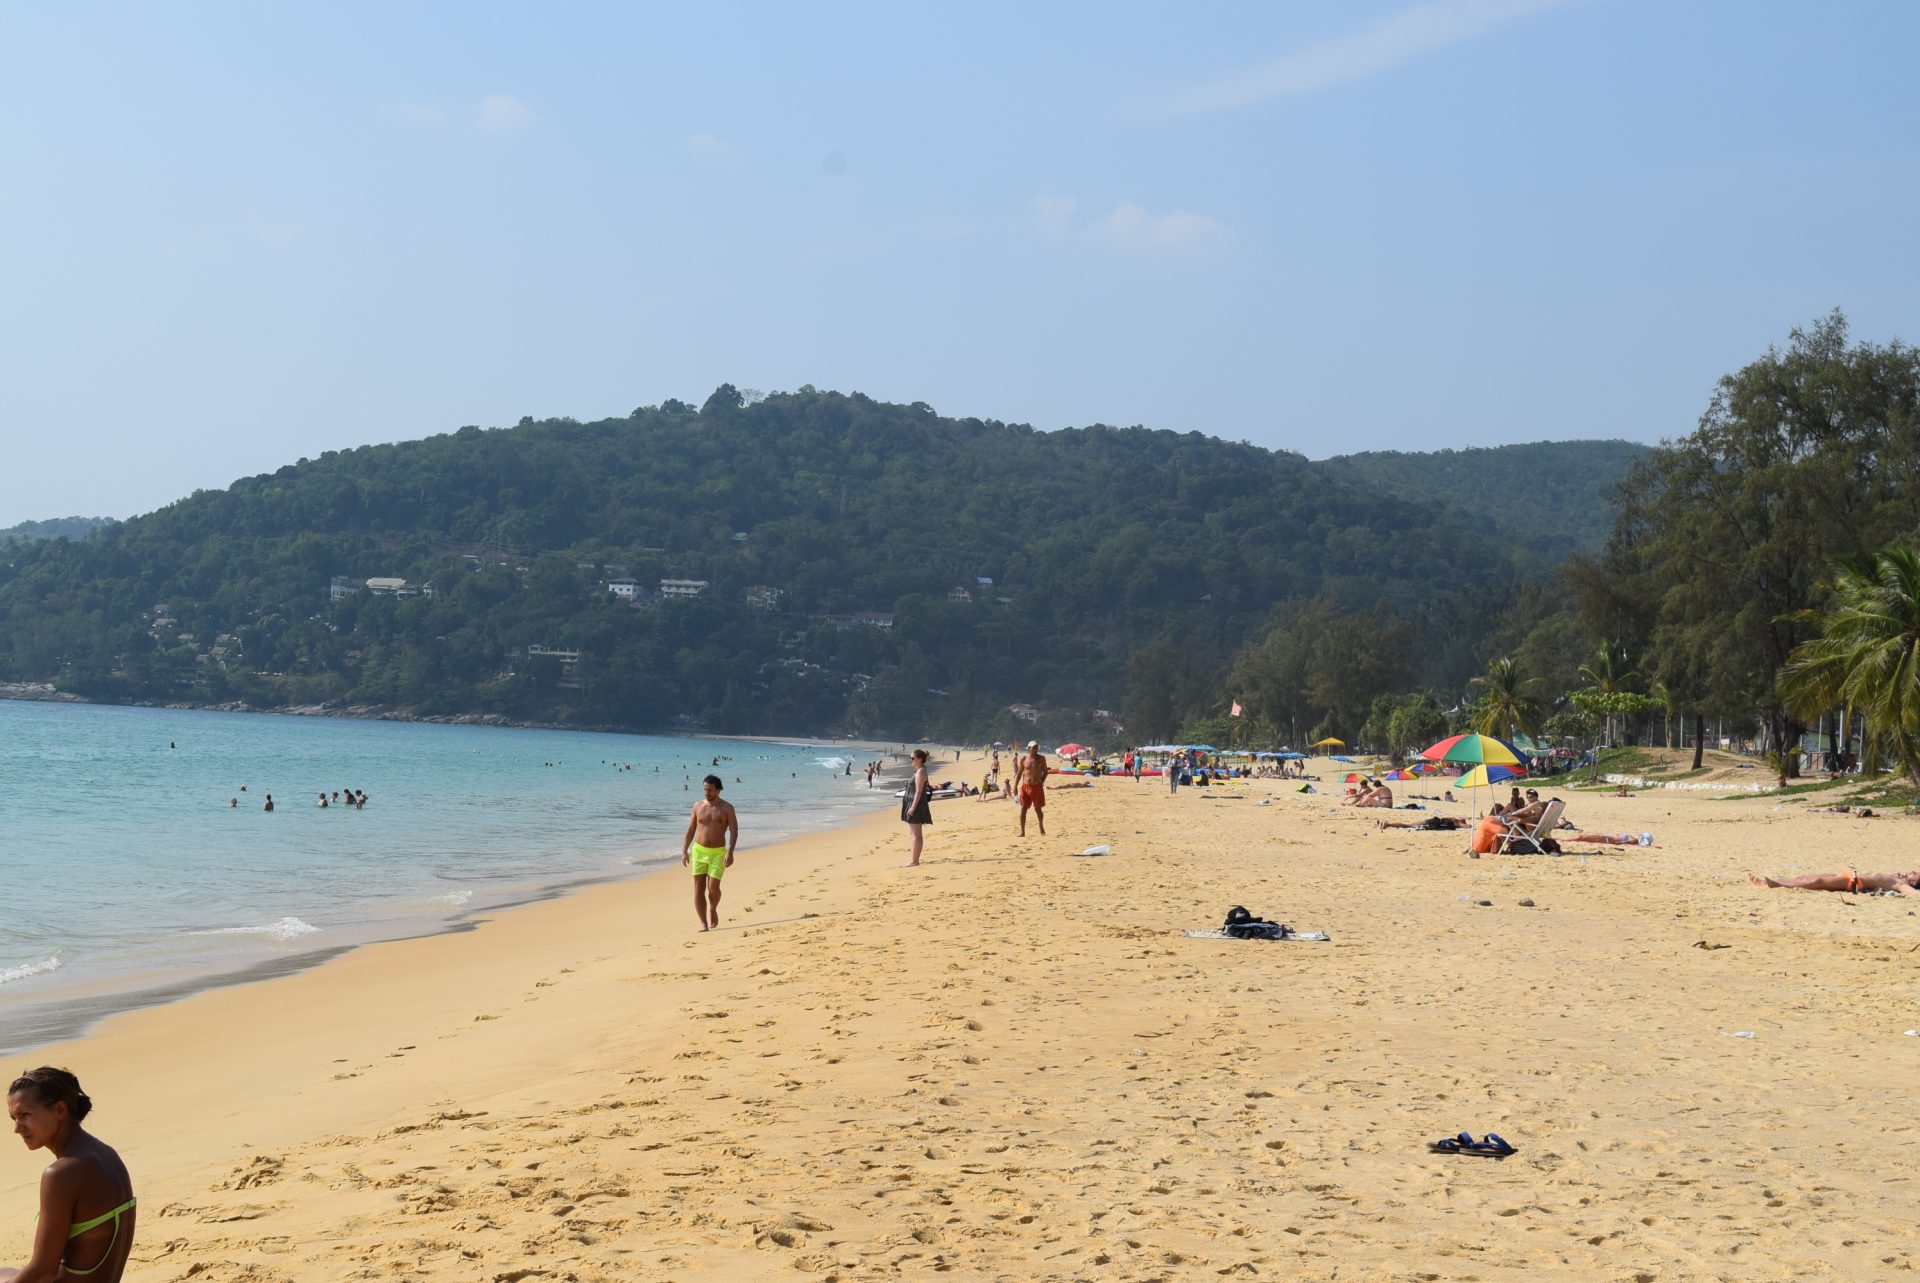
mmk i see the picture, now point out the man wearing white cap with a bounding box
[1017,740,1049,836]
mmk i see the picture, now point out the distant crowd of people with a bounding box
[225,785,369,812]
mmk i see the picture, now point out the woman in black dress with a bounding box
[902,748,932,867]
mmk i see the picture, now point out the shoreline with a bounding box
[0,703,953,1055]
[1,794,920,1245]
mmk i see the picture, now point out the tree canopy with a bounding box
[0,390,1644,740]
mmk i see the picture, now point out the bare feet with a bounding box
[1748,873,1779,888]
[902,860,921,867]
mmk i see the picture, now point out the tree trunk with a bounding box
[1691,713,1706,770]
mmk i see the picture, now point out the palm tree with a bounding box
[1469,657,1544,743]
[1647,679,1675,749]
[1777,547,1920,789]
[1578,641,1641,747]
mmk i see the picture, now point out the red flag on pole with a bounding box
[1230,701,1243,717]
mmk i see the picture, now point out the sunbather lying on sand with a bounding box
[1561,831,1654,846]
[1375,815,1465,831]
[1749,868,1920,895]
[1807,805,1876,817]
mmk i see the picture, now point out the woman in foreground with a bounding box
[2,1067,135,1282]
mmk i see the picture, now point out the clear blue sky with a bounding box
[4,1,1917,524]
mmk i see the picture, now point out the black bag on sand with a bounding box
[1222,906,1293,940]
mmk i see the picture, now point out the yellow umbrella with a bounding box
[1452,764,1528,789]
[1448,763,1529,817]
[1311,736,1345,748]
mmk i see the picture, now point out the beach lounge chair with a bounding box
[1496,798,1564,855]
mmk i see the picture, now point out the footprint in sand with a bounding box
[216,1155,285,1190]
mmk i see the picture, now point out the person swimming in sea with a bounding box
[2,1067,136,1282]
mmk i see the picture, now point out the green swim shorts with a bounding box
[689,842,729,879]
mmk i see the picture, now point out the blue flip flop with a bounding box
[1429,1131,1516,1158]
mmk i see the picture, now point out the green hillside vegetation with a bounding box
[1215,312,1920,775]
[1314,440,1650,565]
[0,516,114,544]
[0,387,1642,742]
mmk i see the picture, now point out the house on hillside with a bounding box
[523,644,583,689]
[660,578,708,598]
[365,577,432,598]
[947,586,973,603]
[606,577,639,601]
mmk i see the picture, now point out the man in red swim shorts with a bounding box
[1018,740,1049,836]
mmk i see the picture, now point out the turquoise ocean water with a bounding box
[0,700,898,1054]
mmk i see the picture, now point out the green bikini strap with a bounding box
[64,1196,135,1277]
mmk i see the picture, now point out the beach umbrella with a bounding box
[1420,733,1525,767]
[1383,769,1415,781]
[1443,752,1528,810]
[1451,763,1527,789]
[1055,743,1089,757]
[1343,772,1366,783]
[1311,737,1345,750]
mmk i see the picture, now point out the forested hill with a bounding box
[0,516,113,544]
[1315,440,1650,563]
[0,387,1640,740]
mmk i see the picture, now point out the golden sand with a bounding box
[7,757,1920,1281]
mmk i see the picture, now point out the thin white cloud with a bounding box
[687,131,731,156]
[1085,202,1236,255]
[914,214,985,242]
[1028,195,1077,239]
[394,101,445,126]
[1163,0,1576,116]
[476,94,532,132]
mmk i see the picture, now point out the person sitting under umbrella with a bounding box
[1342,778,1394,808]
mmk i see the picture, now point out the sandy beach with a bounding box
[8,755,1920,1281]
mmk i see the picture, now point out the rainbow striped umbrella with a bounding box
[1420,733,1526,767]
[1383,769,1415,781]
[1451,763,1528,789]
[1343,772,1367,783]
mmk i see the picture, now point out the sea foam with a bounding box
[0,957,62,986]
[191,916,321,941]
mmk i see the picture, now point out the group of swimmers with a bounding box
[226,787,368,811]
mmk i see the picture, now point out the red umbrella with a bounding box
[1055,743,1090,757]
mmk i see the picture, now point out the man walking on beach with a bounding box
[1018,740,1048,836]
[681,775,739,932]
